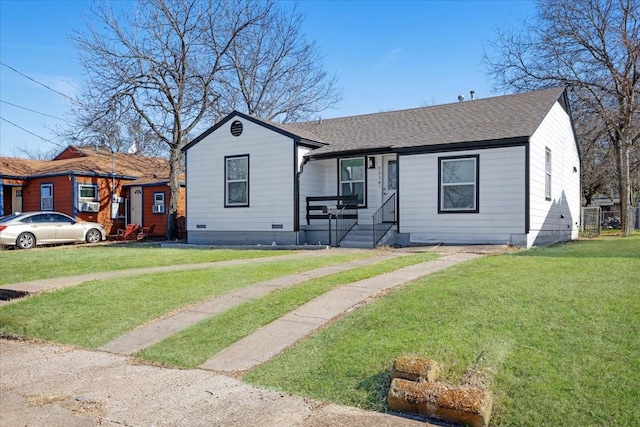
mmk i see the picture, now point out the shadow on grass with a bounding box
[513,236,639,259]
[356,372,391,412]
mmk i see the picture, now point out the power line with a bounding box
[0,116,66,148]
[0,62,82,106]
[0,99,68,122]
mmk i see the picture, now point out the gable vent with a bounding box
[230,120,243,137]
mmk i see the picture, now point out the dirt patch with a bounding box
[1,338,429,427]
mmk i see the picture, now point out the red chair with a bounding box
[117,224,140,240]
[137,224,156,241]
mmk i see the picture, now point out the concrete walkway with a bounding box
[99,251,408,355]
[0,250,340,298]
[1,247,497,371]
[200,252,481,373]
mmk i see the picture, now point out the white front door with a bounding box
[382,155,397,222]
[131,187,143,225]
[12,187,23,213]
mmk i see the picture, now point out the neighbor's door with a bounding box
[130,186,143,225]
[382,155,397,222]
[11,187,23,213]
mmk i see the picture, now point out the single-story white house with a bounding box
[182,87,581,248]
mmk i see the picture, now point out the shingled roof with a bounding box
[280,87,567,157]
[0,145,171,180]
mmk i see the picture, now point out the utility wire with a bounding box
[1,99,68,122]
[0,62,82,106]
[0,116,66,148]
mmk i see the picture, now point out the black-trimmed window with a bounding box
[545,147,552,200]
[225,154,249,207]
[339,157,366,206]
[438,155,479,213]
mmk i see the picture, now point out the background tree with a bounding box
[221,6,342,123]
[485,0,639,235]
[68,0,341,239]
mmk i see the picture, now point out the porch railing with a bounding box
[373,193,396,246]
[306,195,358,224]
[305,195,358,246]
[335,197,359,246]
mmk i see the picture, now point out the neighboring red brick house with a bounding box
[0,145,185,238]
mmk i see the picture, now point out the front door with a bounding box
[12,187,23,213]
[382,155,397,222]
[130,187,143,225]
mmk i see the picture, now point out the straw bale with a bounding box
[387,378,492,427]
[390,356,439,382]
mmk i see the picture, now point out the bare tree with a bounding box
[69,0,272,238]
[68,0,340,239]
[221,6,342,123]
[485,0,639,235]
[572,101,618,206]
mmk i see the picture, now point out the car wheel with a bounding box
[17,232,36,249]
[85,228,102,244]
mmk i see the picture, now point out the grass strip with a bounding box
[0,246,297,285]
[246,236,640,426]
[0,252,368,347]
[136,252,438,369]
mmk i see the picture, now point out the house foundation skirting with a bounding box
[188,230,299,246]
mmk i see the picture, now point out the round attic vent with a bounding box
[230,120,243,137]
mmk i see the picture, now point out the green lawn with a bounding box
[137,251,437,368]
[0,251,369,347]
[245,236,640,426]
[0,245,297,285]
[2,237,638,425]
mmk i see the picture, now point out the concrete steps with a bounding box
[339,224,374,248]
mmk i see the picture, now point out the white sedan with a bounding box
[0,211,106,249]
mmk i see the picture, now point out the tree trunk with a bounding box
[615,138,632,236]
[166,146,182,240]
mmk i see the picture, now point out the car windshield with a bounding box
[0,213,22,223]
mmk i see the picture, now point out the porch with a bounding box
[301,194,398,248]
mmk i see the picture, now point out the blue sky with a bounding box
[0,0,535,157]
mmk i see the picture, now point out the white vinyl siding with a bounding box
[528,101,581,247]
[298,155,333,225]
[400,146,526,245]
[186,117,295,232]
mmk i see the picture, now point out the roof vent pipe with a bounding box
[470,90,475,100]
[457,95,464,102]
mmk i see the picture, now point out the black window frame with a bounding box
[224,154,250,208]
[438,154,480,214]
[337,156,367,208]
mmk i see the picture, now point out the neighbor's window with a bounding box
[439,155,479,213]
[78,184,98,200]
[40,184,53,211]
[153,192,165,214]
[225,155,249,207]
[339,157,366,206]
[545,147,552,200]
